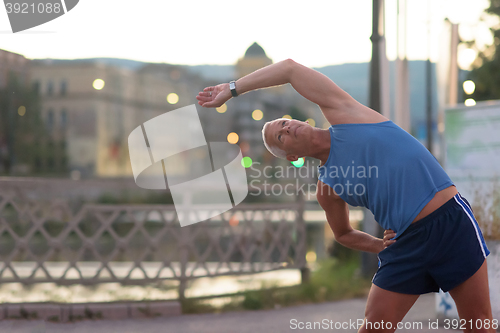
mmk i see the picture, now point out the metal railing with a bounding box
[0,188,307,299]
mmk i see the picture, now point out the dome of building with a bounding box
[244,42,267,58]
[236,42,272,78]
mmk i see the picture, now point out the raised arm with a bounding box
[197,59,386,124]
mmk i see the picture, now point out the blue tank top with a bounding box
[317,120,453,236]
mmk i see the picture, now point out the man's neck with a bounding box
[308,128,331,165]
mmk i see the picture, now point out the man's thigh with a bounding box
[359,284,419,333]
[448,260,495,333]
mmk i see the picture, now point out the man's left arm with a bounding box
[317,181,394,253]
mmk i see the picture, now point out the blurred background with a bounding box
[0,0,499,323]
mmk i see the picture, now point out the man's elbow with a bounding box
[333,230,353,248]
[283,58,297,66]
[282,58,297,81]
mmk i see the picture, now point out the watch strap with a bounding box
[229,81,238,97]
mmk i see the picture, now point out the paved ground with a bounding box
[0,294,458,333]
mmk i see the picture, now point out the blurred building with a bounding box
[235,42,273,78]
[23,42,324,179]
[30,60,204,178]
[230,43,324,167]
[0,49,46,176]
[0,49,30,88]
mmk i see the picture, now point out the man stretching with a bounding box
[196,59,494,333]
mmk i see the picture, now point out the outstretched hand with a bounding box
[383,229,397,249]
[196,83,232,108]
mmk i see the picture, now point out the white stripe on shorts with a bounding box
[458,192,471,210]
[454,195,487,258]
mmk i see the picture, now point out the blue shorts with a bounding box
[372,193,490,295]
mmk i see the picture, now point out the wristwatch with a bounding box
[229,81,238,97]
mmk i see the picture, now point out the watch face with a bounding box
[229,81,237,96]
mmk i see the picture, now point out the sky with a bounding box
[0,0,494,68]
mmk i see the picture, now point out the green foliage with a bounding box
[0,74,45,175]
[181,298,219,314]
[328,240,360,263]
[242,291,264,310]
[468,0,500,101]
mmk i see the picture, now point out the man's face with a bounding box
[266,118,311,161]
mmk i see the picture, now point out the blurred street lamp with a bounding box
[252,109,263,121]
[166,93,179,104]
[306,251,317,263]
[306,118,315,127]
[227,132,239,144]
[18,106,26,116]
[465,98,476,106]
[93,79,105,90]
[463,80,475,95]
[216,104,227,113]
[457,46,477,70]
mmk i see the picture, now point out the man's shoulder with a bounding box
[323,102,389,126]
[316,180,342,202]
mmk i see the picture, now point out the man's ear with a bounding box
[286,154,299,162]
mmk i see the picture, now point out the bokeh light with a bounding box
[463,80,475,95]
[306,251,317,262]
[252,109,263,121]
[229,215,239,227]
[227,132,239,144]
[18,106,26,116]
[216,104,227,113]
[291,157,305,168]
[457,47,477,70]
[306,118,315,127]
[282,114,292,119]
[93,79,105,90]
[465,98,476,106]
[241,156,253,168]
[167,93,179,104]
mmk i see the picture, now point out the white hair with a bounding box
[262,119,287,160]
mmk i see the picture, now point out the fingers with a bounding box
[196,90,215,105]
[196,95,218,108]
[197,88,221,108]
[382,229,397,248]
[383,239,396,248]
[196,94,212,103]
[383,229,396,237]
[198,101,218,108]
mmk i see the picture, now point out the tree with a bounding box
[0,73,45,175]
[468,0,500,101]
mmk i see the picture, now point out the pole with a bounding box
[296,189,309,284]
[426,0,433,153]
[394,0,410,132]
[363,0,386,278]
[7,82,15,175]
[426,59,433,153]
[369,0,383,113]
